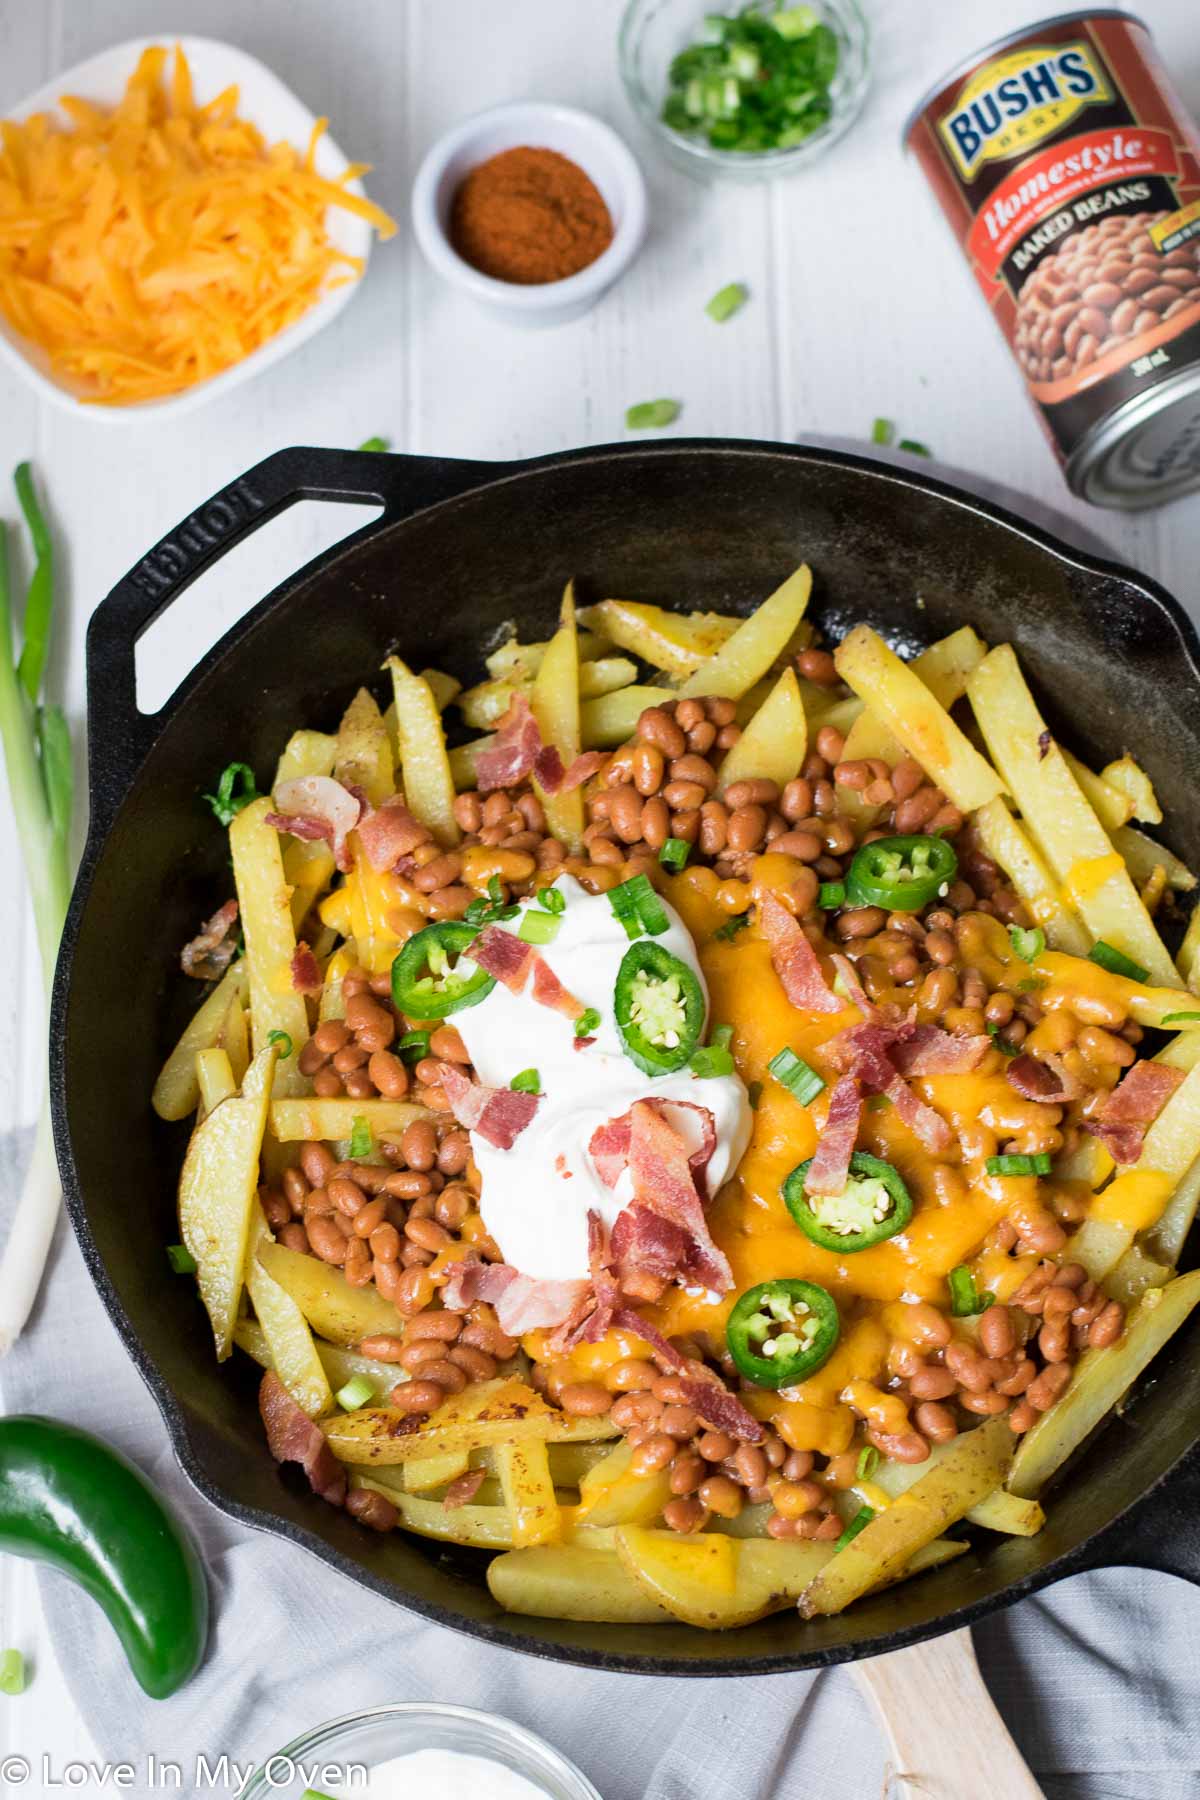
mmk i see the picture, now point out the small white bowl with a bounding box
[0,36,375,421]
[412,101,648,327]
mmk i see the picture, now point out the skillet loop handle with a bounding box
[84,445,496,830]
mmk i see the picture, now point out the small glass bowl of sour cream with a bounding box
[239,1702,603,1800]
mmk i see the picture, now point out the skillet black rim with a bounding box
[50,437,1200,1674]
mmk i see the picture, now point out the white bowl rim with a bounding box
[0,34,373,422]
[411,99,647,310]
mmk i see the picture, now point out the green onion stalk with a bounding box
[0,466,73,1355]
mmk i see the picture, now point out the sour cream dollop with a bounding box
[453,875,752,1282]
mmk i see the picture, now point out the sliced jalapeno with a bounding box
[726,1279,840,1388]
[390,922,494,1019]
[845,833,958,913]
[613,940,705,1076]
[784,1151,913,1253]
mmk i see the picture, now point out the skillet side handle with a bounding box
[84,444,497,831]
[1063,1440,1200,1587]
[854,1627,1046,1799]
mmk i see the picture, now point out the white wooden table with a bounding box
[1,0,1197,1785]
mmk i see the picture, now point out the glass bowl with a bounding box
[238,1702,603,1800]
[619,0,870,182]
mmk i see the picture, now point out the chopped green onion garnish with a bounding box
[626,399,681,431]
[690,1044,735,1078]
[855,1445,879,1480]
[767,1047,824,1106]
[659,836,692,873]
[711,1023,734,1049]
[0,1648,26,1695]
[1016,977,1046,994]
[610,873,670,937]
[203,760,258,827]
[398,1029,432,1061]
[336,1374,375,1411]
[706,281,747,323]
[357,436,389,453]
[349,1115,373,1160]
[575,1008,601,1038]
[986,1153,1052,1177]
[836,1505,874,1550]
[898,438,932,457]
[608,882,642,940]
[818,881,846,910]
[511,1068,541,1094]
[748,1080,763,1109]
[663,6,838,152]
[1162,1011,1200,1024]
[871,417,894,446]
[167,1244,196,1274]
[714,910,750,941]
[1009,925,1045,963]
[266,1029,293,1058]
[518,908,561,945]
[987,1023,1020,1058]
[947,1264,994,1316]
[537,885,566,914]
[1088,941,1149,983]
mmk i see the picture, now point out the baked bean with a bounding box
[1088,1300,1124,1349]
[669,808,701,843]
[727,804,767,852]
[782,1449,814,1481]
[904,1303,953,1351]
[772,1479,824,1518]
[559,1382,611,1416]
[663,779,707,813]
[435,1186,471,1231]
[611,1392,661,1431]
[307,1215,348,1264]
[608,1358,656,1393]
[914,1401,957,1443]
[732,1444,768,1488]
[725,778,780,809]
[298,1039,329,1076]
[638,707,687,759]
[960,1390,1010,1416]
[461,1320,517,1359]
[697,1429,736,1462]
[660,1405,701,1438]
[390,1380,445,1414]
[944,1341,993,1392]
[663,1497,709,1534]
[836,906,886,939]
[447,1342,497,1382]
[630,1433,677,1476]
[607,786,644,843]
[393,1267,435,1316]
[641,797,670,850]
[669,1454,706,1495]
[1027,1362,1072,1412]
[352,1197,387,1239]
[401,1119,438,1171]
[770,829,822,863]
[328,1175,366,1217]
[996,1358,1036,1397]
[278,1222,309,1253]
[370,1223,402,1263]
[815,724,845,763]
[698,1475,743,1519]
[631,743,665,794]
[978,1305,1016,1359]
[299,1142,337,1188]
[908,1366,958,1401]
[398,1338,448,1372]
[870,1430,931,1464]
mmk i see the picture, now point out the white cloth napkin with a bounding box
[2,1134,1199,1800]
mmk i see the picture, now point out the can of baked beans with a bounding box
[903,11,1200,510]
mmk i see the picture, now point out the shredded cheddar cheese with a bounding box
[0,45,396,404]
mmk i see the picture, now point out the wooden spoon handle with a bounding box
[852,1627,1045,1799]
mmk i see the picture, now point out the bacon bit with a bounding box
[609,1204,689,1283]
[588,1100,717,1197]
[1005,1051,1084,1104]
[534,746,607,795]
[267,775,363,871]
[829,952,880,1022]
[804,1076,864,1196]
[1084,1060,1185,1163]
[530,956,586,1020]
[476,693,542,792]
[760,893,842,1013]
[628,1100,732,1293]
[470,925,535,992]
[441,1065,540,1149]
[290,942,323,995]
[1037,730,1052,760]
[884,1074,952,1154]
[495,1272,591,1336]
[891,1025,992,1076]
[443,1467,487,1511]
[572,1035,596,1050]
[259,1371,346,1506]
[610,1309,761,1443]
[180,899,239,980]
[825,1018,953,1154]
[356,796,430,871]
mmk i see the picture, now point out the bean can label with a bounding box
[905,11,1200,508]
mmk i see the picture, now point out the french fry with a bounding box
[333,688,394,806]
[798,1416,1013,1618]
[485,630,609,684]
[836,624,1003,812]
[1178,906,1200,990]
[716,667,806,797]
[386,656,460,846]
[616,1528,833,1629]
[229,797,311,1092]
[578,601,740,679]
[1143,1157,1200,1268]
[217,991,250,1087]
[1035,948,1200,1031]
[257,1240,402,1344]
[269,1098,432,1142]
[1061,751,1134,830]
[323,1379,612,1465]
[870,1444,1044,1537]
[152,962,247,1121]
[1066,1058,1200,1279]
[574,1439,673,1527]
[837,625,988,792]
[242,1213,332,1418]
[531,582,584,851]
[1007,1271,1200,1498]
[274,729,337,788]
[402,1449,472,1494]
[178,1042,276,1360]
[967,646,1180,987]
[459,658,637,731]
[579,685,676,750]
[355,1477,516,1548]
[283,836,335,933]
[1110,825,1195,895]
[234,1317,404,1403]
[488,1543,673,1623]
[195,1046,237,1115]
[1105,1242,1173,1307]
[1102,755,1161,825]
[678,566,812,700]
[318,945,357,1023]
[494,1438,561,1547]
[973,798,1090,955]
[420,667,461,712]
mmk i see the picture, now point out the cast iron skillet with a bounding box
[51,440,1200,1676]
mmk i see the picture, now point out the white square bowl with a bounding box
[0,36,376,422]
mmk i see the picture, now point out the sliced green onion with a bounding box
[818,880,846,910]
[855,1445,880,1480]
[714,910,750,942]
[659,836,692,873]
[767,1047,824,1106]
[629,873,670,935]
[706,282,747,323]
[336,1374,376,1411]
[626,399,681,431]
[397,1029,432,1061]
[266,1029,293,1058]
[203,760,259,827]
[1162,1011,1200,1024]
[575,1008,601,1038]
[167,1244,196,1275]
[1009,925,1045,963]
[947,1264,994,1316]
[0,1648,26,1696]
[747,1080,763,1110]
[608,882,642,941]
[986,1153,1052,1177]
[518,908,561,945]
[510,1068,541,1094]
[1016,977,1046,994]
[348,1115,373,1160]
[836,1505,874,1551]
[357,436,389,453]
[711,1024,733,1049]
[690,1045,735,1078]
[898,438,932,457]
[871,417,894,446]
[537,885,566,914]
[772,5,819,38]
[987,1023,1020,1058]
[1088,941,1149,983]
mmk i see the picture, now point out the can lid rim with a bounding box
[1070,358,1200,506]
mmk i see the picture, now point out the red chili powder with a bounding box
[449,145,614,285]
